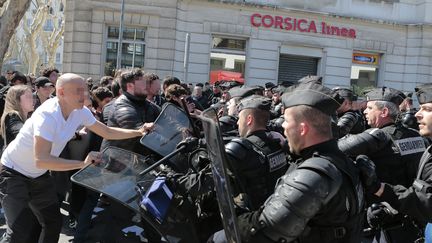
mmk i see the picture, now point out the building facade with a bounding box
[63,0,432,91]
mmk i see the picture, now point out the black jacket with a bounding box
[237,140,363,243]
[381,145,432,225]
[2,113,23,145]
[101,92,160,155]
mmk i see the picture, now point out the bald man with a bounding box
[0,73,153,243]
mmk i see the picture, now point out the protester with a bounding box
[145,73,161,106]
[0,85,34,145]
[192,84,209,109]
[40,66,60,86]
[0,84,42,242]
[101,69,160,156]
[0,73,153,243]
[33,76,55,110]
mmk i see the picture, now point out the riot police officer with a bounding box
[210,82,364,243]
[269,86,284,120]
[224,95,288,210]
[366,84,432,242]
[338,87,427,243]
[218,86,263,135]
[398,93,419,130]
[339,87,426,189]
[333,87,365,138]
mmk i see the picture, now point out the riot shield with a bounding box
[199,108,241,243]
[71,146,200,243]
[71,146,153,212]
[140,103,193,172]
[140,103,192,157]
[71,103,200,243]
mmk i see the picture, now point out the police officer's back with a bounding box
[224,95,287,210]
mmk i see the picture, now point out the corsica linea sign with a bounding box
[251,13,357,39]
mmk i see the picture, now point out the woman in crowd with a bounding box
[0,84,40,242]
[0,84,34,145]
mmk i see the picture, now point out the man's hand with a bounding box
[83,151,102,167]
[367,202,399,229]
[139,123,154,135]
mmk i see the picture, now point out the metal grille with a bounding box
[278,55,318,84]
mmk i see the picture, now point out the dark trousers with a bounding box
[0,167,62,243]
[372,223,423,243]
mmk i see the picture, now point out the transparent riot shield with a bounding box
[140,103,193,172]
[199,108,241,243]
[140,103,192,157]
[71,103,200,243]
[71,146,153,212]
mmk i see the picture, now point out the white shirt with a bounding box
[1,97,96,178]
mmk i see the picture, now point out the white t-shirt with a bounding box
[1,97,97,178]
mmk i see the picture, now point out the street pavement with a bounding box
[0,208,74,243]
[0,200,148,243]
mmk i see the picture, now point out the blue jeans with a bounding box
[426,223,432,243]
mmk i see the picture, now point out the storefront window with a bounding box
[351,52,379,93]
[105,26,146,76]
[209,37,246,84]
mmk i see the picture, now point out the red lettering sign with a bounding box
[250,13,356,39]
[251,13,261,27]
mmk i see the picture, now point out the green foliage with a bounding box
[351,84,375,98]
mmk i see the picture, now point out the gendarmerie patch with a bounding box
[267,150,287,172]
[394,137,426,156]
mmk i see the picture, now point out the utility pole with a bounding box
[183,33,190,82]
[116,0,125,69]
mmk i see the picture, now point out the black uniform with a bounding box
[378,145,432,225]
[339,124,427,243]
[236,140,363,243]
[363,146,432,243]
[225,130,288,210]
[267,116,284,135]
[340,123,426,188]
[270,102,283,119]
[399,109,419,130]
[336,110,365,137]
